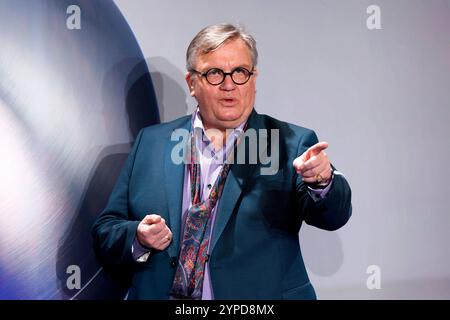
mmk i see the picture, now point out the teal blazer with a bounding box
[92,109,352,299]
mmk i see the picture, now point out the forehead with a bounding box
[196,38,253,69]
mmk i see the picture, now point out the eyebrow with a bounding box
[204,64,253,71]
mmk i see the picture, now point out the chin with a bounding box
[217,115,242,126]
[217,107,243,120]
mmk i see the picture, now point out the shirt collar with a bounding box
[192,106,247,158]
[192,106,246,138]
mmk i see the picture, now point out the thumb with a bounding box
[292,155,306,172]
[142,214,161,225]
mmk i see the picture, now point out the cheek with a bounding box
[196,88,214,104]
[242,85,256,104]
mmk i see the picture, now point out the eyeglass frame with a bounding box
[190,66,255,85]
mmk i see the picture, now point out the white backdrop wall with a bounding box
[114,0,450,299]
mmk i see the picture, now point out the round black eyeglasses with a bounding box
[191,67,254,85]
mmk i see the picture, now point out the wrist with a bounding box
[307,169,334,189]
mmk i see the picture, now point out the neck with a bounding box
[202,123,228,151]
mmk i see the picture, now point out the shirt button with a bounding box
[207,184,212,189]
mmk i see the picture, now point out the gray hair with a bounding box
[186,23,258,71]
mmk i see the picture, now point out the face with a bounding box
[186,38,258,131]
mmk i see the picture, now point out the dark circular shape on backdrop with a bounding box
[0,0,159,299]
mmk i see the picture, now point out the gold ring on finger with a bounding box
[315,173,323,183]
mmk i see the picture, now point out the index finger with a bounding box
[306,141,329,156]
[142,214,161,225]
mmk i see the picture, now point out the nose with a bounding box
[220,73,236,91]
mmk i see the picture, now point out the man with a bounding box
[92,23,352,300]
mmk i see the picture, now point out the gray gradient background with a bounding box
[114,0,450,299]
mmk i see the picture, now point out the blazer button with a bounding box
[170,257,177,268]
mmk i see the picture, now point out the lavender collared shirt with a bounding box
[132,109,334,299]
[179,110,247,300]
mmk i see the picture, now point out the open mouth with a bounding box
[220,98,237,105]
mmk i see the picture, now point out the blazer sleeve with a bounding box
[91,129,144,267]
[295,130,352,231]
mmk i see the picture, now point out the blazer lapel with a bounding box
[164,118,191,258]
[209,109,267,255]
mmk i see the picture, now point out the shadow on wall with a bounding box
[56,58,160,299]
[147,56,192,122]
[300,224,344,277]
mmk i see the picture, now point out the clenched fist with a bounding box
[136,214,173,251]
[293,141,333,186]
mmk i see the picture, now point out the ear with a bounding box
[252,67,258,80]
[185,72,195,97]
[251,68,258,94]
